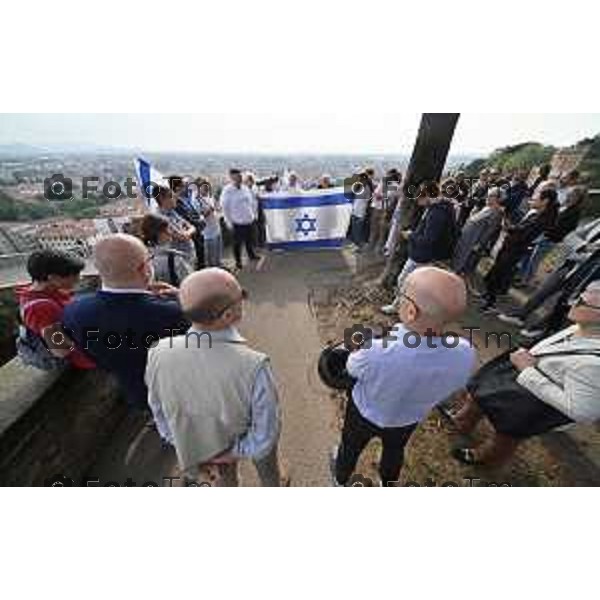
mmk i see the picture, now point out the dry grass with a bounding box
[311,261,575,487]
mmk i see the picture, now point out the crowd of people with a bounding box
[11,160,600,486]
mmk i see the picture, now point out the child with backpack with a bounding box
[139,213,194,287]
[15,249,95,370]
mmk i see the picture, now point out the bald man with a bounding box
[63,234,188,410]
[145,268,282,487]
[333,267,476,486]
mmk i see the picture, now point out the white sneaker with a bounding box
[329,446,343,487]
[520,327,544,339]
[380,303,398,315]
[498,313,525,327]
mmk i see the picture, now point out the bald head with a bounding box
[584,281,600,309]
[404,267,467,325]
[180,268,243,326]
[94,234,149,288]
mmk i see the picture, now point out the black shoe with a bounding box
[249,255,260,261]
[235,263,243,270]
[480,302,498,315]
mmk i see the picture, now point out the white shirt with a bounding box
[348,324,476,427]
[371,182,385,211]
[557,187,570,207]
[352,195,369,219]
[221,183,257,226]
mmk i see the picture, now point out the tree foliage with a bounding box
[465,142,556,176]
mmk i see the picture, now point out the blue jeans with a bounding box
[350,216,367,246]
[521,238,554,282]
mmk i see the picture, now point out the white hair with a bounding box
[585,281,600,296]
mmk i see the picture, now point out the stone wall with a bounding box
[0,364,126,486]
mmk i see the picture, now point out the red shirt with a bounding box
[15,284,95,370]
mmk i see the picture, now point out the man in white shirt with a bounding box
[349,171,372,249]
[332,267,476,486]
[221,168,259,270]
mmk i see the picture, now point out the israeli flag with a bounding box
[262,187,353,249]
[133,157,169,212]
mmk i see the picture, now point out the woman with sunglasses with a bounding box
[447,281,600,466]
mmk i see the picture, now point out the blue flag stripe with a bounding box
[267,238,346,250]
[137,158,151,199]
[262,193,352,210]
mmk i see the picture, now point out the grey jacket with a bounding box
[517,326,600,421]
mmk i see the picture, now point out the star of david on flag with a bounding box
[261,188,353,249]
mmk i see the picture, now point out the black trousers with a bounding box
[232,223,258,266]
[484,245,526,302]
[192,232,205,270]
[335,398,417,486]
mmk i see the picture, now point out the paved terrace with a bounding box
[1,248,599,486]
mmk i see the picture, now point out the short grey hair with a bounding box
[488,186,506,201]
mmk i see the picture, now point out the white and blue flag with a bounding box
[262,187,353,249]
[133,157,169,212]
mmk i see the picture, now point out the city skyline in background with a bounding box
[1,114,600,157]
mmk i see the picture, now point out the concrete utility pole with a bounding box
[380,113,460,288]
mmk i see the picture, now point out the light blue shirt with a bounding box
[147,326,280,461]
[347,323,476,428]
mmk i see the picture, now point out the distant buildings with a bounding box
[8,220,99,257]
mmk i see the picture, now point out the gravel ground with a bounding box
[310,252,580,487]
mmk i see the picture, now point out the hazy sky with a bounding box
[1,113,599,156]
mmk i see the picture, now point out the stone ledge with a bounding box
[0,358,63,437]
[0,364,126,486]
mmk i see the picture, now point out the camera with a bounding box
[44,173,73,201]
[45,474,74,487]
[343,324,373,351]
[256,175,280,191]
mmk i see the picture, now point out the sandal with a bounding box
[437,404,461,429]
[451,447,482,466]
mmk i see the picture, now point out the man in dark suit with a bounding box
[63,234,188,411]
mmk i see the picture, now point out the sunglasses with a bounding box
[398,290,420,313]
[219,288,248,315]
[572,295,600,310]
